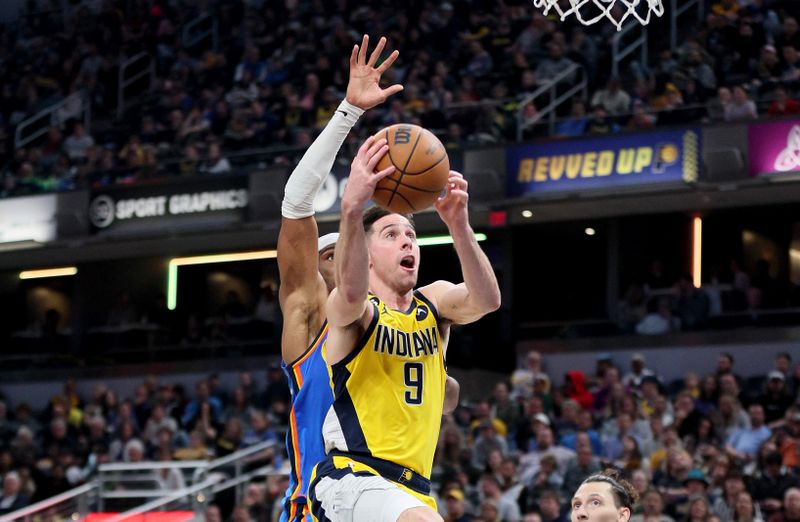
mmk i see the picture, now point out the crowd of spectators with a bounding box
[430,350,800,522]
[1,349,799,521]
[3,0,800,197]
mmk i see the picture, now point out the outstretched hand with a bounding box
[346,35,404,110]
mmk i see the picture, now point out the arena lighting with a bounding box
[521,210,534,218]
[19,266,78,279]
[167,234,486,310]
[693,216,703,288]
[167,250,277,310]
[584,227,596,236]
[416,233,487,247]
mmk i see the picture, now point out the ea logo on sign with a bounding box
[89,195,115,228]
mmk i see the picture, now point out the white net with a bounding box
[531,0,665,31]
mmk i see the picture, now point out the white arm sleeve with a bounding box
[281,99,365,219]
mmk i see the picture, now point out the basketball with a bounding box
[371,124,450,214]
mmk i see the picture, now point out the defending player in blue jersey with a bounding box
[276,35,403,522]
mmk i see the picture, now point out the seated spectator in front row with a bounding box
[0,472,29,515]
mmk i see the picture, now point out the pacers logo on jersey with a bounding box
[415,305,429,321]
[373,324,439,359]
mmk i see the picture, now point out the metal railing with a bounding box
[612,22,648,77]
[670,0,704,50]
[0,482,97,522]
[0,441,281,522]
[516,63,588,139]
[14,91,91,149]
[183,13,218,51]
[117,52,155,119]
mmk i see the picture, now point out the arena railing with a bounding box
[183,13,219,52]
[670,0,704,50]
[14,91,91,149]
[117,52,156,120]
[516,63,588,140]
[0,482,97,522]
[0,441,281,522]
[611,22,648,78]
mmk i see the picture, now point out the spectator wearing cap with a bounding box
[752,452,799,516]
[510,351,544,401]
[667,467,711,519]
[471,418,509,471]
[768,488,800,522]
[726,403,772,463]
[444,487,473,522]
[759,372,795,424]
[755,45,781,84]
[624,353,656,389]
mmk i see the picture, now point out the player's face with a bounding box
[368,214,420,292]
[571,482,629,522]
[318,246,336,293]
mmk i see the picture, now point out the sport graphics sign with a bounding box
[507,129,700,196]
[748,120,800,176]
[89,177,248,233]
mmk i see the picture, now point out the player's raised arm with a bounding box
[277,36,402,362]
[422,171,501,325]
[326,137,395,329]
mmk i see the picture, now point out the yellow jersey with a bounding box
[322,291,446,479]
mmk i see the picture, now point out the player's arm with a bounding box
[421,172,501,325]
[443,375,460,415]
[278,36,402,360]
[325,139,396,364]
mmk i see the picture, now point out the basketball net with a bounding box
[531,0,664,31]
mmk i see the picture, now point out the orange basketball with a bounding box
[371,124,450,214]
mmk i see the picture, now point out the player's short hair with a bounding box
[363,206,415,233]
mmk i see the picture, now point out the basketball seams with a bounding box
[386,127,423,210]
[403,154,448,176]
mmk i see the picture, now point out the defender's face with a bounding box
[318,246,336,293]
[367,214,419,292]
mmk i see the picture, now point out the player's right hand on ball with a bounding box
[342,136,395,209]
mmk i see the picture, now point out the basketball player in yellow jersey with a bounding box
[308,138,501,522]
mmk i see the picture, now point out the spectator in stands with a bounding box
[767,86,800,116]
[725,85,758,121]
[491,382,520,437]
[0,471,29,515]
[585,104,619,135]
[444,487,472,522]
[637,297,680,335]
[624,354,657,390]
[630,489,675,522]
[511,351,545,401]
[734,491,765,522]
[674,274,711,331]
[686,494,713,522]
[562,371,592,411]
[555,99,588,137]
[727,403,772,463]
[181,380,223,429]
[627,99,657,130]
[199,142,231,175]
[534,42,577,85]
[776,18,800,51]
[478,474,521,521]
[62,121,95,161]
[760,372,795,424]
[753,451,799,516]
[770,488,800,522]
[591,77,631,117]
[755,45,782,86]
